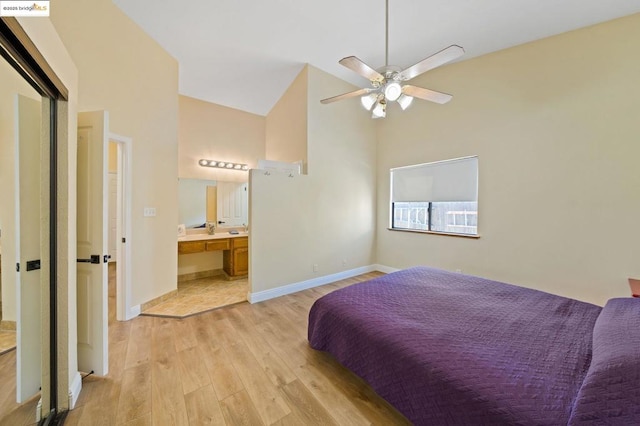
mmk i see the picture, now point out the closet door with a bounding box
[15,94,42,402]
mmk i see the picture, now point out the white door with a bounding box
[217,181,248,227]
[77,111,109,376]
[108,173,117,262]
[15,94,42,402]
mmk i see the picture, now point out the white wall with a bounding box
[376,13,640,306]
[250,65,377,293]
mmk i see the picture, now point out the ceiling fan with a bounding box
[320,0,464,119]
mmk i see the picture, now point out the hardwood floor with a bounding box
[66,271,410,425]
[0,330,16,355]
[0,348,40,425]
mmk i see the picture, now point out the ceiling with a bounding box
[112,0,640,116]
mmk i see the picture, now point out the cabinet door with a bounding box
[233,247,249,276]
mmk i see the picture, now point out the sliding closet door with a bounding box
[14,94,43,402]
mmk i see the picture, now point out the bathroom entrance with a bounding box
[76,111,133,380]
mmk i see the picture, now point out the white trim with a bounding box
[128,304,141,318]
[248,264,397,304]
[68,371,82,409]
[36,398,42,422]
[108,133,134,321]
[373,264,400,274]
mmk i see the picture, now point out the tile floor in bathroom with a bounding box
[141,274,249,318]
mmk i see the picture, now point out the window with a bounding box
[390,156,478,236]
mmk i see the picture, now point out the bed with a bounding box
[308,267,640,425]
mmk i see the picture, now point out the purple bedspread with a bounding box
[308,267,603,425]
[568,298,640,424]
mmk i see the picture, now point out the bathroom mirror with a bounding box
[178,178,248,229]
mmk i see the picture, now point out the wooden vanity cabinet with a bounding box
[178,235,248,278]
[223,237,248,278]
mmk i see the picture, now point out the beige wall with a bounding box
[250,65,377,293]
[265,67,308,172]
[376,13,640,305]
[51,0,180,307]
[179,95,265,183]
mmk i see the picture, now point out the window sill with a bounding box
[387,228,481,239]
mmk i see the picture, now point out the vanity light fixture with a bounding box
[198,159,249,171]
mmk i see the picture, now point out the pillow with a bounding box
[569,298,640,425]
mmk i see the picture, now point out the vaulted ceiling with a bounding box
[113,0,640,116]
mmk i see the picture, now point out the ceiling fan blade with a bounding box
[320,88,372,104]
[403,85,453,104]
[398,45,465,81]
[339,56,385,83]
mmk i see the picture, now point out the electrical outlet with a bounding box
[144,207,156,217]
[455,268,462,273]
[342,259,347,267]
[313,264,319,272]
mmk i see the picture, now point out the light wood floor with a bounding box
[0,344,40,425]
[0,331,16,355]
[66,270,410,425]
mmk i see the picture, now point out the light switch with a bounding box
[144,207,156,217]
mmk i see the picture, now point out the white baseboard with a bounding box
[127,304,141,320]
[248,264,397,304]
[373,264,400,274]
[68,371,82,409]
[36,398,42,422]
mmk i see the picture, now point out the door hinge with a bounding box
[121,237,126,243]
[104,254,111,263]
[16,262,20,272]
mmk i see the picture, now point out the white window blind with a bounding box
[391,156,478,202]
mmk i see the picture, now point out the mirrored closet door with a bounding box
[0,17,67,423]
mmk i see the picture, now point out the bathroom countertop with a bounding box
[178,231,248,242]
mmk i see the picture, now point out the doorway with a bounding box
[75,113,133,384]
[108,134,134,322]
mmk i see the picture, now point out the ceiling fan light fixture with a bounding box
[372,100,386,119]
[320,0,463,119]
[384,81,402,101]
[360,93,377,110]
[397,94,414,110]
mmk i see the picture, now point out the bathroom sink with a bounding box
[178,231,248,242]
